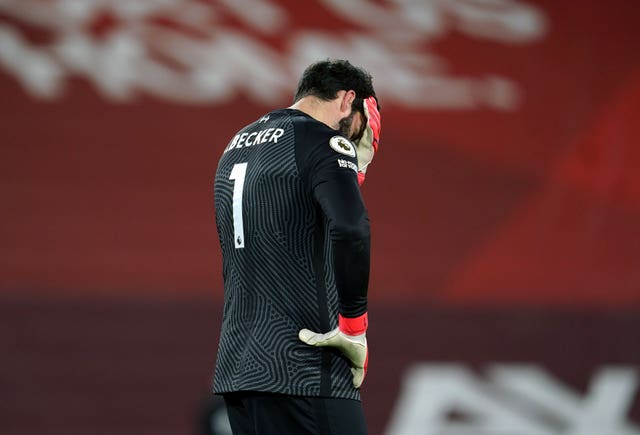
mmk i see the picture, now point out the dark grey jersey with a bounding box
[213,109,370,400]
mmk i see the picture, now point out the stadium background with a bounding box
[1,1,639,434]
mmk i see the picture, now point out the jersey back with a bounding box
[213,109,361,400]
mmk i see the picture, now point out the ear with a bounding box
[339,90,356,117]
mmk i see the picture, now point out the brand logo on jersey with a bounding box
[337,159,358,173]
[386,364,640,435]
[330,136,356,158]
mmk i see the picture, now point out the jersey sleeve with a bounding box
[298,129,370,318]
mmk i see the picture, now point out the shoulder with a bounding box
[288,110,354,156]
[287,109,332,141]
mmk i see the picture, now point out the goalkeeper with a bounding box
[212,59,381,435]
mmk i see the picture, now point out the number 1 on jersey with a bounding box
[229,163,248,249]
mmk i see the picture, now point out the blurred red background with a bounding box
[1,1,638,434]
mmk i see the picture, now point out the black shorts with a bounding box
[222,392,368,435]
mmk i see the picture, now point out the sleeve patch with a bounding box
[330,136,356,158]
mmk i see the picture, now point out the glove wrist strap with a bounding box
[338,312,368,336]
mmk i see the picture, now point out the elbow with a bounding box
[331,220,370,242]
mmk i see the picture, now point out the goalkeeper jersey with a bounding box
[212,109,370,400]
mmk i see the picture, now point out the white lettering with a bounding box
[245,132,258,146]
[260,128,274,144]
[319,0,546,43]
[0,25,63,99]
[217,0,288,35]
[224,127,286,152]
[337,159,358,172]
[0,0,548,110]
[385,364,640,435]
[225,134,240,153]
[236,132,249,148]
[270,128,284,143]
[254,129,267,144]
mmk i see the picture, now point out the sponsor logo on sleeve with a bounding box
[330,136,356,158]
[337,159,358,173]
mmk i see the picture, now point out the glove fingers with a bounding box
[363,97,381,138]
[298,328,315,343]
[356,96,380,177]
[298,328,339,347]
[300,329,368,389]
[351,367,365,389]
[300,331,366,367]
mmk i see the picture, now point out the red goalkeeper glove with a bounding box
[298,312,369,388]
[355,96,381,186]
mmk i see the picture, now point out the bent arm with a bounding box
[314,177,370,318]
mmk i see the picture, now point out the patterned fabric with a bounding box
[213,109,363,400]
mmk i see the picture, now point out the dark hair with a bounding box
[293,59,378,114]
